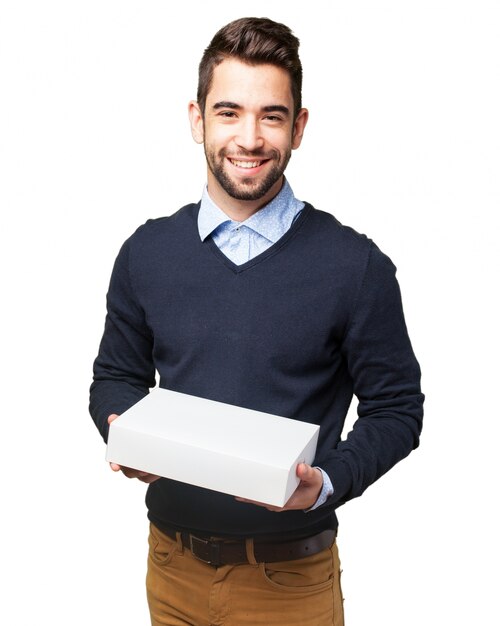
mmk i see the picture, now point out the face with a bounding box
[189,58,308,218]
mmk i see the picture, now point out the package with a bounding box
[106,388,320,506]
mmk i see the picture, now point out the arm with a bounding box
[238,243,422,513]
[321,242,424,507]
[89,237,156,442]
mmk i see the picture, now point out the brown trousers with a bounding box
[147,523,345,626]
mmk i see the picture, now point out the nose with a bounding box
[234,117,265,152]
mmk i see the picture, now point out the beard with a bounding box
[204,146,291,201]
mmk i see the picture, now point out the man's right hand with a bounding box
[107,414,161,484]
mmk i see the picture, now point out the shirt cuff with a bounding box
[304,468,334,512]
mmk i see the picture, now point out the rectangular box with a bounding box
[106,388,320,507]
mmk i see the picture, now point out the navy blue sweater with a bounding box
[90,202,424,537]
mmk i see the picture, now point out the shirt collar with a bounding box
[198,179,304,243]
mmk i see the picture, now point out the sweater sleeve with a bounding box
[89,237,156,441]
[323,242,424,507]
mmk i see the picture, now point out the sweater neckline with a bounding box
[201,203,313,274]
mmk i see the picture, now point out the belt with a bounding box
[159,525,337,568]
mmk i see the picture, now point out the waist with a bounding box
[154,523,337,568]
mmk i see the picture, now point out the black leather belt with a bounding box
[158,525,337,567]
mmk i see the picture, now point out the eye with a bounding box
[218,111,237,118]
[264,115,283,122]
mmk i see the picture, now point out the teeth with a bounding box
[230,159,262,169]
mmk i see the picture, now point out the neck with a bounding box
[206,176,284,222]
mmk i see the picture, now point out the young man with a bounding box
[90,17,424,626]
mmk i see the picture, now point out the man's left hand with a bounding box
[235,462,323,512]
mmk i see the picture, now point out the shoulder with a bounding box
[304,204,368,243]
[300,204,398,290]
[110,203,200,279]
[301,203,380,269]
[122,202,200,254]
[132,202,199,240]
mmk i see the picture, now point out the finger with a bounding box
[296,462,314,481]
[121,468,141,479]
[296,463,323,487]
[107,413,120,425]
[282,490,309,511]
[111,465,140,479]
[122,467,160,481]
[138,474,161,484]
[109,461,160,482]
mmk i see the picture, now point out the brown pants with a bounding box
[147,523,345,626]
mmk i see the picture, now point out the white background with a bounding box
[1,1,499,624]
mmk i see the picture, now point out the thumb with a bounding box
[296,462,316,482]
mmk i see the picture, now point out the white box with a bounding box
[106,388,320,507]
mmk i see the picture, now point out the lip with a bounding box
[226,157,270,175]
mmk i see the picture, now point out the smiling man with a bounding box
[90,17,424,626]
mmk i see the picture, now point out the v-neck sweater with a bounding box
[90,201,424,538]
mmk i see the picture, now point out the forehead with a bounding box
[206,58,293,109]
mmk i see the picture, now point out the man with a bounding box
[90,17,424,626]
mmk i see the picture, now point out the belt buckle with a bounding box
[189,535,221,567]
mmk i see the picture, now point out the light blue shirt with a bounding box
[198,179,304,265]
[197,180,333,511]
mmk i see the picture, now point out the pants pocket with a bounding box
[260,544,336,594]
[148,523,178,567]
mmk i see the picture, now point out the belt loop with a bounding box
[245,538,257,565]
[175,531,184,554]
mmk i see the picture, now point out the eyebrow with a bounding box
[212,101,290,116]
[213,101,241,110]
[262,105,290,116]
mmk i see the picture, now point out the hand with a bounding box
[235,462,323,512]
[107,414,161,484]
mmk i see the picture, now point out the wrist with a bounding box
[304,468,334,512]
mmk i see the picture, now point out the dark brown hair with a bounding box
[197,17,303,119]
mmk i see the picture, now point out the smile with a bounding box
[229,158,268,169]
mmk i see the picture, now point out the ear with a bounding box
[291,108,309,150]
[188,100,204,144]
